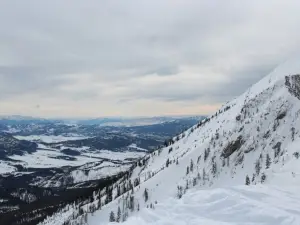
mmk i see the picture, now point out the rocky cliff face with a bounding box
[285,74,300,100]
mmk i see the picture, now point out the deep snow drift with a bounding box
[40,58,300,225]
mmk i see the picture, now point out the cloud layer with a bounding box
[0,0,300,117]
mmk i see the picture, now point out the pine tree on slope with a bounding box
[245,175,250,185]
[144,188,149,202]
[266,153,271,169]
[190,159,194,172]
[109,211,115,222]
[116,206,121,222]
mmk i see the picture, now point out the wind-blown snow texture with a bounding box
[40,58,300,225]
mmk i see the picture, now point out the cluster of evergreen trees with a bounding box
[109,188,151,223]
[245,153,272,186]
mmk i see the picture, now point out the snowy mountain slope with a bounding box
[39,58,300,225]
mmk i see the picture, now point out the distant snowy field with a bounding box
[0,162,16,173]
[0,133,147,176]
[1,149,145,171]
[81,150,146,161]
[8,150,100,168]
[14,135,90,143]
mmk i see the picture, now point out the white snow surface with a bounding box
[14,135,90,143]
[128,144,148,152]
[39,58,300,225]
[120,184,300,225]
[0,161,16,173]
[2,148,145,172]
[86,150,146,161]
[8,150,100,168]
[70,164,130,184]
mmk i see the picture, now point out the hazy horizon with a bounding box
[0,113,206,120]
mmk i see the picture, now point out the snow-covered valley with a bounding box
[37,58,300,225]
[0,117,199,224]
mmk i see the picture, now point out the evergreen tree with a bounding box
[190,159,194,172]
[169,138,174,145]
[116,206,121,222]
[197,172,201,181]
[291,127,295,141]
[97,199,102,210]
[129,195,135,211]
[212,161,217,177]
[122,210,128,222]
[186,166,190,175]
[252,173,255,183]
[143,188,149,202]
[79,208,84,215]
[164,140,168,147]
[245,175,250,185]
[128,180,133,192]
[109,211,116,222]
[84,213,88,223]
[193,177,197,186]
[222,158,226,167]
[261,173,267,183]
[185,180,189,190]
[134,177,140,187]
[122,182,127,194]
[105,186,113,204]
[117,185,121,198]
[202,168,206,184]
[204,148,210,161]
[255,159,261,176]
[166,158,170,168]
[177,186,183,199]
[266,153,271,169]
[197,155,201,164]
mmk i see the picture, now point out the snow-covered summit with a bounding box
[242,56,300,100]
[39,58,300,225]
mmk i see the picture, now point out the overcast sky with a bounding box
[0,0,300,118]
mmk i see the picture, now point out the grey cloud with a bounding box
[142,66,179,76]
[113,62,278,104]
[0,67,73,99]
[1,0,300,116]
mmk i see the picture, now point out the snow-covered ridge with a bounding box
[39,58,300,225]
